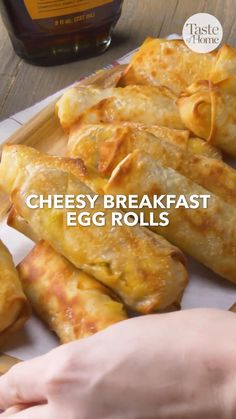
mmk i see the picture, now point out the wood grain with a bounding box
[0,0,236,120]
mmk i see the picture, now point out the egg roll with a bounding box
[7,206,128,341]
[105,150,236,284]
[210,44,236,82]
[119,38,236,94]
[0,239,30,345]
[68,123,221,164]
[56,84,184,130]
[119,38,216,93]
[133,126,221,159]
[187,137,221,160]
[177,77,236,157]
[67,124,234,204]
[0,145,188,314]
[17,241,127,343]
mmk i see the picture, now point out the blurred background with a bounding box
[0,0,235,120]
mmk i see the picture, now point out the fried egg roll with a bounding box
[67,124,234,204]
[0,145,188,314]
[0,240,30,345]
[187,137,221,160]
[119,38,216,93]
[56,85,184,131]
[18,241,127,343]
[7,207,128,341]
[131,125,221,159]
[119,38,236,94]
[105,151,236,284]
[210,44,236,82]
[68,123,221,163]
[177,77,236,157]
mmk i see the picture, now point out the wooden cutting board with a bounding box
[0,64,126,221]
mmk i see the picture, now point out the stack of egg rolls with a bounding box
[3,36,236,347]
[66,121,236,283]
[104,150,236,284]
[67,124,234,204]
[68,123,222,169]
[0,145,188,316]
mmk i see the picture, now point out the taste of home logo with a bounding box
[182,13,223,53]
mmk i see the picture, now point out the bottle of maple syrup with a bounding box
[0,0,123,66]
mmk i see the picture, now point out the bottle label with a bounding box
[23,0,113,20]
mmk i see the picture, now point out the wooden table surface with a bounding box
[0,0,236,121]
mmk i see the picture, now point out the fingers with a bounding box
[1,405,47,418]
[1,403,39,416]
[1,406,25,416]
[0,356,48,410]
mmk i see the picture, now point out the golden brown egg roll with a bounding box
[136,127,221,160]
[0,240,30,345]
[17,241,127,343]
[105,150,236,284]
[7,206,128,341]
[129,123,190,149]
[142,128,221,159]
[177,77,236,157]
[56,84,184,130]
[210,44,236,82]
[0,145,188,314]
[68,123,221,163]
[187,137,222,160]
[56,85,114,130]
[119,38,216,93]
[67,124,234,204]
[119,38,236,94]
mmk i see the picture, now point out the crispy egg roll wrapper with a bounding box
[68,123,221,162]
[7,207,39,242]
[0,145,188,314]
[177,78,236,157]
[7,207,39,243]
[210,44,236,82]
[119,38,236,93]
[105,150,236,284]
[140,127,221,160]
[187,137,221,160]
[7,208,182,316]
[17,241,127,343]
[7,207,128,341]
[0,240,30,345]
[119,38,216,93]
[56,85,184,131]
[67,124,233,204]
[122,123,221,159]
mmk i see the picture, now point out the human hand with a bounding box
[0,309,236,419]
